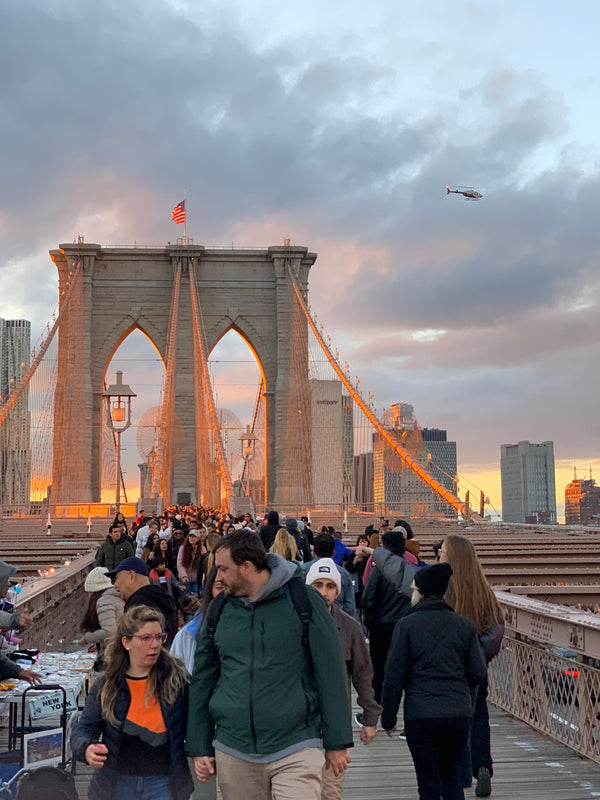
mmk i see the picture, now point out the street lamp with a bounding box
[239,425,257,496]
[102,371,136,512]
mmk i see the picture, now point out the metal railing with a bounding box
[489,636,600,763]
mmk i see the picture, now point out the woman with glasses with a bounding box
[72,604,193,800]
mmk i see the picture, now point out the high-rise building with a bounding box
[373,403,458,517]
[422,428,458,516]
[565,476,600,525]
[309,380,354,507]
[500,440,557,524]
[0,319,31,509]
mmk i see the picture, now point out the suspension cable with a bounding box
[287,262,468,516]
[188,260,234,511]
[0,258,83,429]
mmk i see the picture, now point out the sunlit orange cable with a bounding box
[288,263,467,516]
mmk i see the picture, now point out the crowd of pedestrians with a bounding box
[69,507,504,800]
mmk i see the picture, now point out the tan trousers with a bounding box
[320,761,345,800]
[215,747,324,800]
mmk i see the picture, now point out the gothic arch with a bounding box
[49,242,316,507]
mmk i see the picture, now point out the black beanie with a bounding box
[414,562,453,597]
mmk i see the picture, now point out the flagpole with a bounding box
[184,187,187,242]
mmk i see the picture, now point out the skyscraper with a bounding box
[565,476,600,525]
[373,404,458,517]
[309,379,354,507]
[500,440,557,524]
[422,428,458,516]
[0,319,31,509]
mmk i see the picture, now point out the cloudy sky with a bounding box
[2,0,600,517]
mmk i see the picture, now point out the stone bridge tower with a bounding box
[49,242,316,509]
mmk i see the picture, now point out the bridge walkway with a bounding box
[65,704,600,799]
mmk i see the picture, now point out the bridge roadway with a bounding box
[66,702,600,799]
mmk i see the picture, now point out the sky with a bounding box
[2,0,600,518]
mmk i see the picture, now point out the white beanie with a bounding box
[305,558,341,595]
[85,566,112,592]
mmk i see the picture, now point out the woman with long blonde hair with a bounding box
[269,528,300,562]
[439,535,504,798]
[71,605,193,800]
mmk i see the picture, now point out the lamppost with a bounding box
[102,371,136,512]
[239,424,257,497]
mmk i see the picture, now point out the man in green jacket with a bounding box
[187,531,353,800]
[95,522,134,571]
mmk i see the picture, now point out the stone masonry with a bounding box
[50,243,316,508]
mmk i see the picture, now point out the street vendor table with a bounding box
[0,652,96,752]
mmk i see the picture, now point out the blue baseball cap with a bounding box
[105,556,149,579]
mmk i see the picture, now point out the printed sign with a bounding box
[28,689,77,721]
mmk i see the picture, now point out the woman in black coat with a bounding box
[71,605,193,800]
[381,563,486,800]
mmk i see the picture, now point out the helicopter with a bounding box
[446,185,483,201]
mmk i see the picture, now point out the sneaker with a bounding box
[398,729,407,740]
[475,767,491,797]
[354,713,364,727]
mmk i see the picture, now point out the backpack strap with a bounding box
[287,575,312,647]
[205,591,227,641]
[203,591,227,665]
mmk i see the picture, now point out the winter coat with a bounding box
[80,587,124,647]
[186,554,353,758]
[361,562,411,630]
[381,598,486,730]
[71,672,193,800]
[0,560,20,630]
[95,534,134,571]
[371,547,420,598]
[149,569,178,596]
[330,604,381,727]
[124,585,178,646]
[177,545,201,584]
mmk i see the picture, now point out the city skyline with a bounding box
[2,1,600,518]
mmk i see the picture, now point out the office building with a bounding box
[422,428,458,516]
[565,476,600,525]
[500,440,557,524]
[310,380,354,507]
[373,403,458,516]
[0,319,32,508]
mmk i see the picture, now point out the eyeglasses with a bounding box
[131,633,168,646]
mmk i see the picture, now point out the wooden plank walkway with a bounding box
[55,703,600,799]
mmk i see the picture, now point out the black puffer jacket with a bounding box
[71,672,193,800]
[380,599,486,730]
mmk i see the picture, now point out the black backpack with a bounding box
[16,766,78,800]
[205,575,313,656]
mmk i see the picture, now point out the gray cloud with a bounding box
[2,0,600,503]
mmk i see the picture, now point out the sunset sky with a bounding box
[2,0,600,518]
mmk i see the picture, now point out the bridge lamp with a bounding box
[102,371,136,512]
[239,425,258,496]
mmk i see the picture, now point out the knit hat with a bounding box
[305,558,341,594]
[414,562,453,597]
[85,566,112,592]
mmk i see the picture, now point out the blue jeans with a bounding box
[114,775,173,800]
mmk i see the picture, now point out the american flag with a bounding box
[171,200,186,224]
